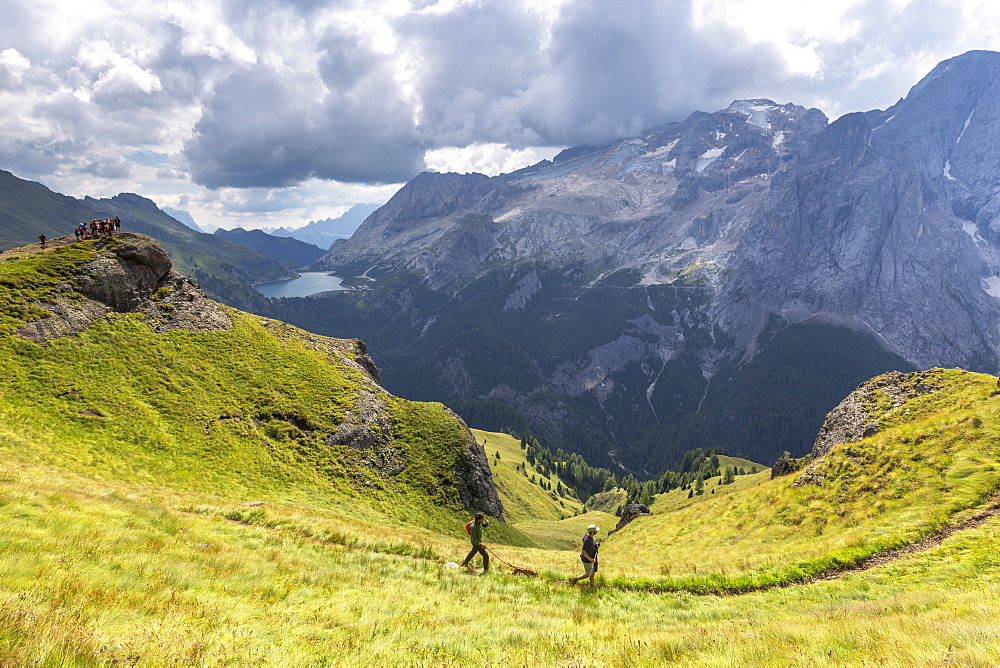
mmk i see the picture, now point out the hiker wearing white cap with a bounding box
[569,524,600,586]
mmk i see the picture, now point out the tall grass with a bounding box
[2,454,1000,665]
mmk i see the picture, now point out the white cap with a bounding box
[587,525,599,533]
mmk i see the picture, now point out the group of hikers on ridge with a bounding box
[75,217,120,241]
[36,217,122,250]
[461,512,600,585]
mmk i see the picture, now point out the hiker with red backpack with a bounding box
[461,511,490,574]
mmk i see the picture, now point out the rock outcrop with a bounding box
[807,369,946,461]
[770,452,803,479]
[17,234,232,342]
[610,503,651,534]
[792,369,947,486]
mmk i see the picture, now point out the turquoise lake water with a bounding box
[254,272,347,298]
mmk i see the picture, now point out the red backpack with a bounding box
[465,519,475,535]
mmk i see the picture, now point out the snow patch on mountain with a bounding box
[957,109,975,144]
[697,147,725,172]
[728,100,774,129]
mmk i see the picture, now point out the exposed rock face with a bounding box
[610,503,651,534]
[807,369,946,460]
[255,303,502,518]
[17,234,232,342]
[453,415,505,520]
[327,388,404,477]
[770,452,801,479]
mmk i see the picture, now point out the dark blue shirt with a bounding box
[581,533,598,563]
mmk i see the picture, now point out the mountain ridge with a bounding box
[0,169,293,310]
[287,51,1000,471]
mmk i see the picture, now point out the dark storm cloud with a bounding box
[2,0,998,197]
[184,63,425,188]
[186,0,788,188]
[535,0,785,144]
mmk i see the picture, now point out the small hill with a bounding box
[0,234,503,530]
[214,227,326,268]
[598,368,1000,591]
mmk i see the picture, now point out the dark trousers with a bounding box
[463,545,489,571]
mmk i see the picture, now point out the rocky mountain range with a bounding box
[275,51,1000,473]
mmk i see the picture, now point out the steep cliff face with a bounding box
[722,51,1000,372]
[295,52,1000,471]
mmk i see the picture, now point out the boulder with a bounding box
[610,503,651,534]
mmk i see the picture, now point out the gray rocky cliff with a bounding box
[18,234,232,342]
[721,51,1000,372]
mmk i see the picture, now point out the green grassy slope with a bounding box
[600,368,1000,591]
[4,241,1000,663]
[471,429,615,550]
[0,240,491,535]
[2,436,1000,665]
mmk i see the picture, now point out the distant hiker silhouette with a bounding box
[38,234,46,249]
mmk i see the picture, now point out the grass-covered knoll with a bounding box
[0,170,289,309]
[599,368,1000,592]
[0,241,496,535]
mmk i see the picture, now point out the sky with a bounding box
[2,0,999,231]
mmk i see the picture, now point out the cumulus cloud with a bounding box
[3,0,1000,224]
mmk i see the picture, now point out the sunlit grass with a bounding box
[598,369,1000,591]
[6,246,1000,662]
[3,451,1000,665]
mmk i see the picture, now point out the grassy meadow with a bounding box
[2,449,1000,665]
[3,240,1000,663]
